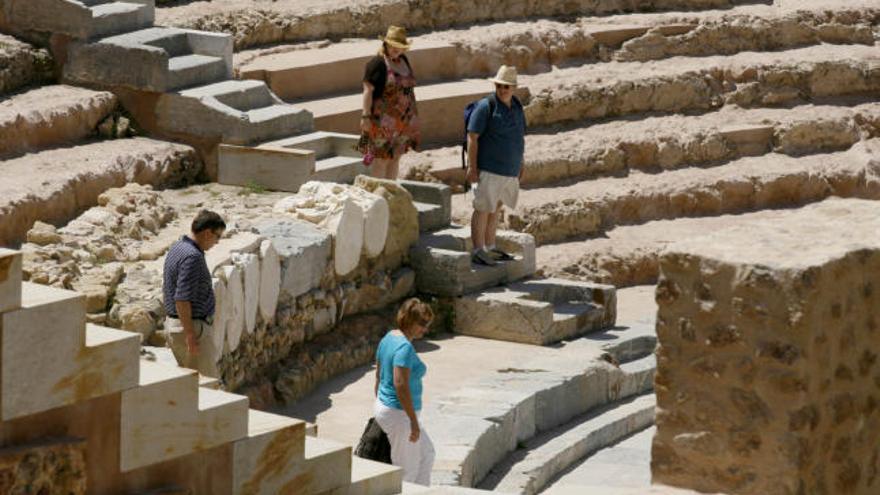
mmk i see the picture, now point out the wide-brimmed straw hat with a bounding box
[489,65,518,86]
[379,25,411,50]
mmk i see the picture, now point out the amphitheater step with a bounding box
[158,79,313,145]
[586,324,657,366]
[453,278,617,345]
[399,180,453,232]
[303,436,355,494]
[409,227,536,297]
[297,80,528,146]
[326,456,402,495]
[119,360,249,472]
[89,1,154,39]
[241,39,458,101]
[231,409,307,494]
[0,282,140,421]
[0,138,198,247]
[400,484,508,494]
[0,85,117,158]
[65,27,233,92]
[521,43,880,129]
[482,393,656,495]
[167,53,228,90]
[424,326,658,487]
[403,102,880,188]
[0,249,23,313]
[312,155,368,183]
[484,139,880,245]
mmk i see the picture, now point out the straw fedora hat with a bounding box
[379,25,411,50]
[489,65,518,86]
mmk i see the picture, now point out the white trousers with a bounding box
[374,400,435,486]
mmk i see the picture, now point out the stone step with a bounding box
[326,456,402,495]
[537,205,855,287]
[303,436,355,494]
[231,409,308,494]
[157,0,781,51]
[0,137,198,247]
[0,84,117,158]
[403,102,880,189]
[483,394,656,495]
[401,485,512,494]
[453,278,616,345]
[240,39,459,101]
[157,79,313,145]
[237,2,878,101]
[584,323,657,366]
[89,1,154,39]
[119,360,249,472]
[297,79,529,146]
[521,43,880,129]
[167,53,228,90]
[399,180,453,232]
[312,155,368,184]
[471,140,880,245]
[65,27,233,92]
[0,282,140,420]
[0,249,23,313]
[409,227,536,297]
[424,328,660,487]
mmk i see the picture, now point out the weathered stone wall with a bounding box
[0,33,54,95]
[0,437,86,494]
[652,198,880,495]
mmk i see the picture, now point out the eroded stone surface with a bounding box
[0,34,54,96]
[653,198,880,495]
[0,438,87,495]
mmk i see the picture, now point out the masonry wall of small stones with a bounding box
[651,213,880,494]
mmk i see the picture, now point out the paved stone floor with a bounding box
[276,285,656,448]
[544,426,655,493]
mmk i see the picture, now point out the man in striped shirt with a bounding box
[163,210,226,374]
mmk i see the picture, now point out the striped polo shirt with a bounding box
[163,236,215,319]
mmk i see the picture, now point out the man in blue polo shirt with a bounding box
[466,65,526,266]
[163,210,225,374]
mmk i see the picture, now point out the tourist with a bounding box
[373,298,435,485]
[162,210,226,374]
[466,65,526,266]
[358,25,421,180]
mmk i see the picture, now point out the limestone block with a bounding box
[221,265,245,352]
[206,232,263,275]
[0,249,22,314]
[256,219,331,299]
[232,410,307,495]
[209,277,229,359]
[233,252,260,335]
[275,183,366,277]
[258,240,281,322]
[0,438,87,495]
[354,175,419,262]
[652,198,880,495]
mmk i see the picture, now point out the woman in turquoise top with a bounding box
[373,298,435,485]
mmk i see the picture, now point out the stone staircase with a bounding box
[0,247,401,494]
[2,0,365,193]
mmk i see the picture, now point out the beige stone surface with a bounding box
[456,140,880,245]
[652,197,880,494]
[0,139,200,247]
[231,409,307,495]
[354,176,419,265]
[257,240,281,323]
[0,33,54,96]
[0,248,22,313]
[0,85,116,157]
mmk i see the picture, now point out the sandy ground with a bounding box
[274,285,657,447]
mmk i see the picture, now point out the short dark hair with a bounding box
[191,210,226,234]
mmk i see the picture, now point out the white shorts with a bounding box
[473,170,519,213]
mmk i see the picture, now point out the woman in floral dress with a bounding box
[359,26,421,180]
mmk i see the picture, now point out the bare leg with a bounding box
[371,158,389,179]
[386,155,402,180]
[471,210,489,251]
[485,203,502,248]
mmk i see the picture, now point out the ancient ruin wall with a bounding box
[651,198,880,495]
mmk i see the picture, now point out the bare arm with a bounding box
[174,300,199,354]
[374,363,380,397]
[466,132,479,183]
[393,366,420,442]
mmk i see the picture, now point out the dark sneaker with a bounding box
[471,249,497,266]
[489,248,515,261]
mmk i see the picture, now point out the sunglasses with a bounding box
[495,84,512,90]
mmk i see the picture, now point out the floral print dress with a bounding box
[359,59,421,160]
